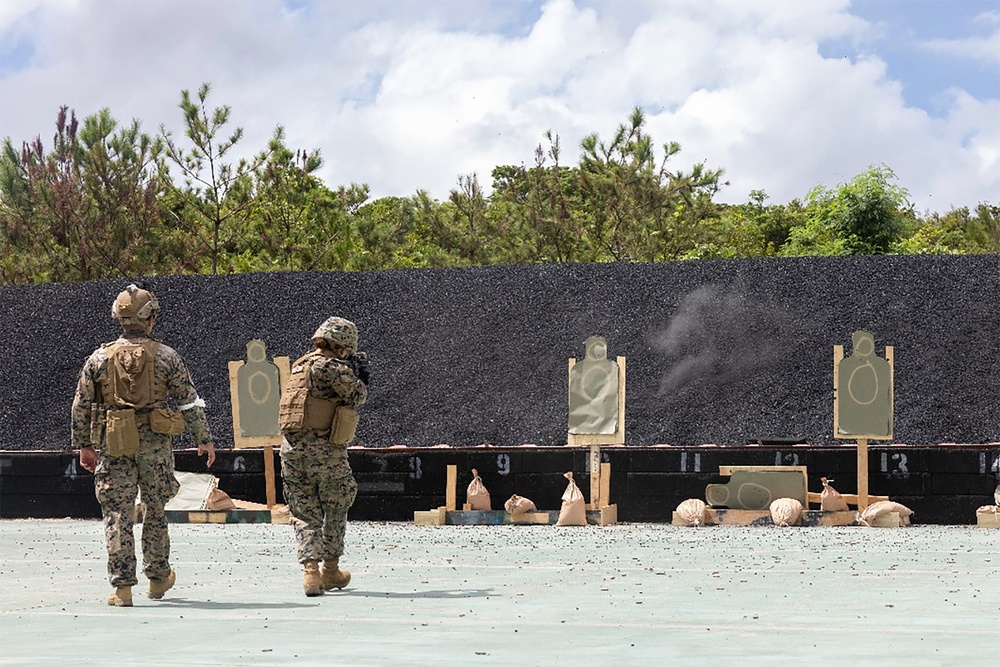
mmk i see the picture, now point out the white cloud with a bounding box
[922,16,1000,65]
[0,0,996,213]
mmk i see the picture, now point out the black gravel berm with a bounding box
[2,255,997,451]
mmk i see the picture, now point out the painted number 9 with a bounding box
[497,453,511,476]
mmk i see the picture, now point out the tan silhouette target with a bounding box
[567,336,626,448]
[569,336,620,435]
[834,330,893,440]
[228,340,290,449]
[237,340,281,437]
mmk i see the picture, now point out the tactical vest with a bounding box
[99,339,167,409]
[278,350,340,433]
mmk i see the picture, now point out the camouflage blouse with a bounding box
[71,333,213,449]
[281,352,367,454]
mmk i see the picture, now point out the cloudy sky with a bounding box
[1,0,997,213]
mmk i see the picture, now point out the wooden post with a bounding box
[599,462,611,508]
[617,357,626,440]
[263,443,276,508]
[589,445,601,509]
[857,437,869,510]
[446,465,457,512]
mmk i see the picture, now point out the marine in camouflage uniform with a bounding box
[71,284,215,607]
[279,316,368,596]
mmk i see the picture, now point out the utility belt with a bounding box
[95,406,186,457]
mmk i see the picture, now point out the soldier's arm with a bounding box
[313,359,368,408]
[71,355,100,472]
[164,351,216,466]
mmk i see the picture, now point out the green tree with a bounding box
[489,133,585,263]
[427,174,497,265]
[897,203,1000,254]
[685,191,807,259]
[784,164,909,256]
[350,195,429,270]
[236,145,367,272]
[161,83,282,274]
[576,107,724,261]
[0,106,166,284]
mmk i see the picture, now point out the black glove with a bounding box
[346,352,370,386]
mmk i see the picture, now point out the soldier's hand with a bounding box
[351,352,370,386]
[79,446,97,474]
[199,442,216,468]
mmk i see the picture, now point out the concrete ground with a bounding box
[0,520,996,667]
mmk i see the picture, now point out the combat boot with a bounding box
[107,586,133,607]
[322,558,351,590]
[303,561,324,597]
[148,569,176,599]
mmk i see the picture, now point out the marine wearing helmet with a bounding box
[312,317,359,357]
[112,284,160,332]
[279,316,369,597]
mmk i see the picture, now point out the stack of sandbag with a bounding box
[820,477,849,512]
[504,494,537,517]
[466,468,491,510]
[675,498,709,527]
[556,472,587,526]
[857,500,914,526]
[769,498,804,527]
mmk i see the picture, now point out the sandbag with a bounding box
[675,498,708,527]
[467,468,492,511]
[556,472,587,526]
[206,487,237,511]
[769,497,804,527]
[858,500,914,526]
[820,477,849,512]
[164,471,218,510]
[504,494,536,516]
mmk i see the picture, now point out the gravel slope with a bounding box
[2,255,997,450]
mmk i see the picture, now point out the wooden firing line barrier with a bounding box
[414,463,618,526]
[676,464,904,527]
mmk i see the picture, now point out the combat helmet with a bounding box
[112,284,160,330]
[313,317,359,355]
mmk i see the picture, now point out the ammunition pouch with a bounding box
[105,409,140,457]
[329,406,359,445]
[149,407,186,436]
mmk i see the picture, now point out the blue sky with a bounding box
[839,0,999,112]
[1,0,997,212]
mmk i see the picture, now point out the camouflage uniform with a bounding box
[71,332,213,588]
[280,343,367,565]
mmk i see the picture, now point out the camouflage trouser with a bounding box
[94,435,180,587]
[280,445,358,564]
